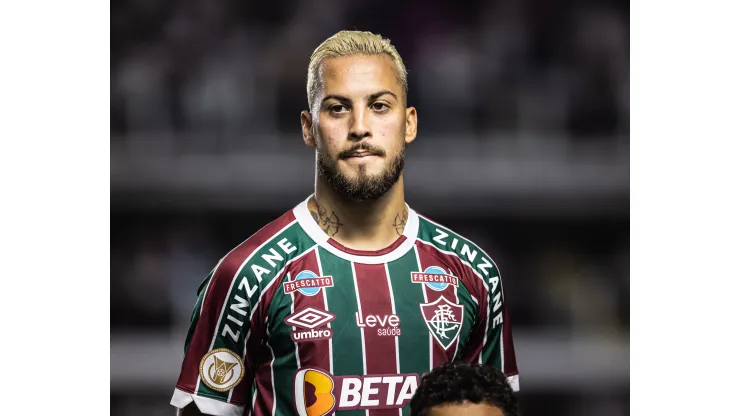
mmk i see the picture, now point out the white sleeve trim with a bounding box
[171,388,245,416]
[507,374,520,392]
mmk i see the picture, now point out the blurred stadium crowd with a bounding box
[111,0,627,141]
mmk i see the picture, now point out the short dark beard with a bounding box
[317,144,405,202]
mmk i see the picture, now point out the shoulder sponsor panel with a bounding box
[426,226,496,278]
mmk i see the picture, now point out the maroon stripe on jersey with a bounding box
[353,263,399,416]
[327,235,407,256]
[238,369,254,415]
[177,210,297,393]
[502,301,519,376]
[287,249,332,371]
[459,311,488,364]
[240,269,287,410]
[415,246,460,366]
[415,241,490,363]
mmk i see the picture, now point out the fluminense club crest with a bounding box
[419,296,464,350]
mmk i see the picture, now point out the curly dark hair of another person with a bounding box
[409,361,519,416]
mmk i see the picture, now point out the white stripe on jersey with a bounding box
[412,245,434,372]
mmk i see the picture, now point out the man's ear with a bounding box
[301,110,316,148]
[404,106,418,145]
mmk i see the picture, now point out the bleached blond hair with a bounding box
[306,30,408,112]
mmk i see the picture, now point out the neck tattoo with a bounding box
[309,200,408,238]
[393,208,408,236]
[310,204,343,237]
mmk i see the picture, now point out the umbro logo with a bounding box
[284,307,335,342]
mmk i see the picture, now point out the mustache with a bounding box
[338,143,386,159]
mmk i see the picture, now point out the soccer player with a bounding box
[409,362,519,416]
[171,30,519,416]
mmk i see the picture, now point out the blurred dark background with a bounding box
[110,0,629,414]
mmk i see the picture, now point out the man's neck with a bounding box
[309,180,408,252]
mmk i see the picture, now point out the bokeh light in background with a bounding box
[110,0,628,414]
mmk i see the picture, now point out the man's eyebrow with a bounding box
[366,90,398,101]
[321,95,351,105]
[321,90,398,105]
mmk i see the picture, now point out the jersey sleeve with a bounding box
[170,258,254,416]
[460,261,520,392]
[485,295,520,392]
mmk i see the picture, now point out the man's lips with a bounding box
[344,152,378,159]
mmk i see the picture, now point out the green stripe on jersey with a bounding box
[452,283,476,360]
[184,272,213,355]
[484,323,504,369]
[318,247,365,416]
[481,278,505,368]
[267,267,305,416]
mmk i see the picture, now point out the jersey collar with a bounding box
[293,194,420,264]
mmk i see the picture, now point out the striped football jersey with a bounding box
[171,195,519,416]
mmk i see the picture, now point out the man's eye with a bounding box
[330,105,348,113]
[371,103,389,111]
